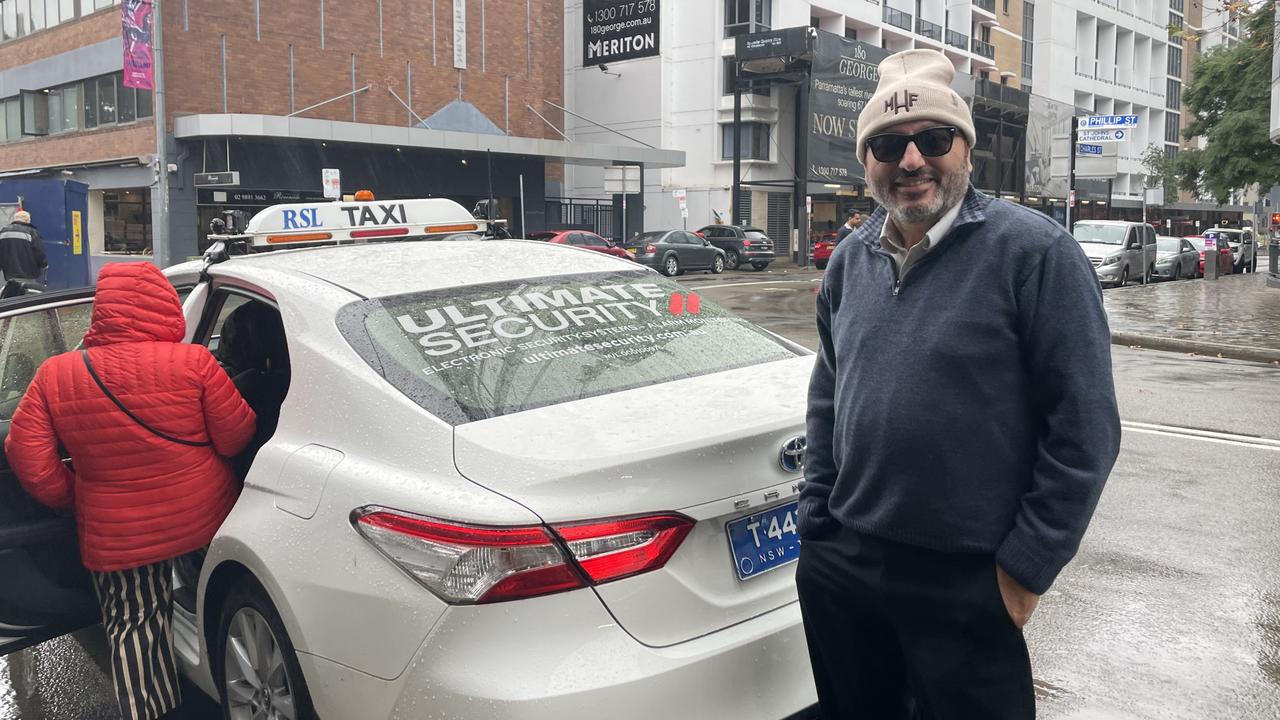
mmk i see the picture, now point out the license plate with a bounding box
[725,501,800,581]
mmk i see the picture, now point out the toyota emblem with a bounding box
[779,436,806,474]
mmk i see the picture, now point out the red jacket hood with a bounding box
[83,262,185,347]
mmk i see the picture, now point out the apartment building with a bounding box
[563,0,1035,255]
[0,0,681,272]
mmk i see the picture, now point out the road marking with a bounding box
[1122,420,1280,451]
[686,278,822,290]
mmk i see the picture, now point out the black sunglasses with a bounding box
[864,126,959,163]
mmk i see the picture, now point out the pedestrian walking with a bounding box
[5,262,256,720]
[0,209,48,282]
[834,211,861,243]
[797,49,1121,720]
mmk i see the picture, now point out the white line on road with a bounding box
[1121,420,1280,451]
[686,278,823,290]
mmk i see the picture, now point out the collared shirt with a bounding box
[878,199,964,280]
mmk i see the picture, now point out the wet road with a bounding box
[3,269,1277,719]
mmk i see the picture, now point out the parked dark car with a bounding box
[624,230,726,276]
[695,225,776,271]
[528,230,634,261]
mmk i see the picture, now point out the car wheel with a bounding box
[725,250,741,271]
[217,579,315,720]
[814,260,828,270]
[712,255,725,274]
[751,263,769,271]
[663,255,680,277]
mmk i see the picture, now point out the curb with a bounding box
[1110,331,1280,366]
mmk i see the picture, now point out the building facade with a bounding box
[0,0,681,275]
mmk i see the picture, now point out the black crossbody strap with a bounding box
[81,350,212,448]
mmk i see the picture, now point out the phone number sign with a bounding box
[583,0,660,66]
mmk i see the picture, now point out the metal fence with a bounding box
[544,197,616,239]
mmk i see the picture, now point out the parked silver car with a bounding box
[1073,220,1158,287]
[1154,236,1201,280]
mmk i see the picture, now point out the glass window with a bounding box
[97,75,117,124]
[30,0,45,32]
[3,1,18,41]
[46,88,62,133]
[0,308,77,421]
[94,0,117,9]
[56,303,92,350]
[1072,223,1127,245]
[83,77,97,127]
[116,75,136,123]
[725,0,771,37]
[101,188,151,255]
[59,0,77,22]
[721,122,769,161]
[338,271,800,423]
[21,90,48,135]
[135,85,153,118]
[5,99,19,141]
[47,83,79,134]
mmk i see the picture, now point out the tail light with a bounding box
[694,231,705,238]
[742,239,752,247]
[353,508,693,604]
[645,244,657,254]
[555,514,693,584]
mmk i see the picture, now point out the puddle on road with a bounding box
[0,635,118,720]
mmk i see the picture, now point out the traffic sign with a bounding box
[1077,143,1104,156]
[1078,114,1139,129]
[1078,129,1127,143]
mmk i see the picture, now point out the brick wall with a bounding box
[0,122,153,171]
[0,5,120,70]
[165,0,564,139]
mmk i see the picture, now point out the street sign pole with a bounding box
[1068,115,1078,232]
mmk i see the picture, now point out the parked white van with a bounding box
[1072,220,1158,287]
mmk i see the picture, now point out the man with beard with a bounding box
[796,49,1119,719]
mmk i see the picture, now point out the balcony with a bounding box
[883,6,913,32]
[915,18,943,41]
[972,38,995,58]
[946,29,969,50]
[974,0,996,13]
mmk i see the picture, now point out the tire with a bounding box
[662,254,680,277]
[216,579,316,720]
[814,260,828,270]
[711,255,725,274]
[751,263,769,271]
[724,250,741,271]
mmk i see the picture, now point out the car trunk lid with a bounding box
[453,357,812,646]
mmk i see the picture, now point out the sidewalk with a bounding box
[1105,271,1280,366]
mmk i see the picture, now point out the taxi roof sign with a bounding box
[242,197,485,248]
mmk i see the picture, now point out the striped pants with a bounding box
[90,560,182,720]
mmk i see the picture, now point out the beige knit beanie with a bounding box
[856,49,976,166]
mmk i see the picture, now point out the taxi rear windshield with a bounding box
[337,271,801,424]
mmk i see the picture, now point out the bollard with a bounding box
[1271,242,1278,275]
[1203,237,1219,281]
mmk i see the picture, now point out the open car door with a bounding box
[0,288,100,655]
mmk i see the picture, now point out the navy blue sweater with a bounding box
[800,188,1121,594]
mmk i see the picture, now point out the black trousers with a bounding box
[90,560,182,720]
[796,525,1035,720]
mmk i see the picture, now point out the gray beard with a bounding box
[871,165,970,228]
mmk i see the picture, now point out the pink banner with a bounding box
[122,0,154,90]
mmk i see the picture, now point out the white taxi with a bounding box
[0,198,818,719]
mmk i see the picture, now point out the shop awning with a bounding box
[173,114,685,169]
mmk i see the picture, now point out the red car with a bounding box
[528,230,633,261]
[1187,234,1232,276]
[812,231,839,270]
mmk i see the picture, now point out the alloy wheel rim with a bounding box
[224,607,297,720]
[666,257,678,274]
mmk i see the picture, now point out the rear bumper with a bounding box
[307,588,817,720]
[741,250,776,264]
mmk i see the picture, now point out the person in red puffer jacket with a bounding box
[5,261,256,720]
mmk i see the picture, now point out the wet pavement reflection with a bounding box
[1105,272,1280,351]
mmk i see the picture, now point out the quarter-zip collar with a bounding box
[856,186,992,296]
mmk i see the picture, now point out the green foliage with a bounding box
[1177,1,1280,204]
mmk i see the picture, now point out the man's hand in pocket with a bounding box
[996,565,1040,629]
